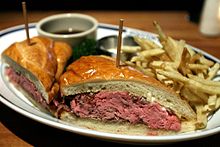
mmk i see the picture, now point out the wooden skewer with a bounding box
[116,19,124,68]
[22,1,31,45]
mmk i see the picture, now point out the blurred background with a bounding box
[1,0,205,23]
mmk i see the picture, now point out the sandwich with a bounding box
[57,55,197,135]
[1,36,72,113]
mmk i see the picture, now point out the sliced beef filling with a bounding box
[6,67,48,108]
[6,67,70,114]
[67,91,181,131]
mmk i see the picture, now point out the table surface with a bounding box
[0,11,220,146]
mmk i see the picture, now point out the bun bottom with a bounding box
[60,111,178,136]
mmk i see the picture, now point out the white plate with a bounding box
[1,23,220,144]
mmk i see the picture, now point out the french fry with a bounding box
[178,47,192,76]
[203,104,211,112]
[187,87,208,103]
[215,97,220,109]
[130,56,144,62]
[136,60,141,67]
[189,54,201,63]
[150,61,177,69]
[195,104,207,129]
[186,45,196,56]
[188,74,220,87]
[164,80,174,87]
[141,62,148,68]
[187,79,220,95]
[156,73,168,82]
[156,73,175,87]
[199,56,214,67]
[121,46,141,53]
[174,40,185,66]
[188,64,209,71]
[197,73,204,79]
[159,53,171,61]
[143,38,161,49]
[153,21,167,42]
[156,69,188,83]
[136,66,155,77]
[207,63,220,80]
[134,36,161,49]
[133,36,152,50]
[172,82,184,94]
[157,70,220,95]
[181,87,204,103]
[207,95,217,110]
[124,61,135,67]
[140,48,165,58]
[162,37,178,62]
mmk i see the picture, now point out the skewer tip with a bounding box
[22,1,31,46]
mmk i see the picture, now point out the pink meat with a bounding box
[5,67,48,108]
[70,91,181,131]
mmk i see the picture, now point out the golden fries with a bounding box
[188,74,220,86]
[121,46,141,53]
[140,48,165,58]
[188,64,209,71]
[207,63,220,80]
[199,56,214,67]
[181,87,204,103]
[195,104,207,129]
[122,21,220,130]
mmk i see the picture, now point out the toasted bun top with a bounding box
[53,41,72,80]
[60,55,171,91]
[3,36,57,91]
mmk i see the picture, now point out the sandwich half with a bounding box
[2,36,72,113]
[58,55,196,135]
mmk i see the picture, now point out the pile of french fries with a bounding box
[122,21,220,129]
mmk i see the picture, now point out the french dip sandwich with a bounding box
[57,55,197,135]
[2,36,72,113]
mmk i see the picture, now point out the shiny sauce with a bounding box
[52,29,83,35]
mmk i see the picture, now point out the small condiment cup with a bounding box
[36,13,98,47]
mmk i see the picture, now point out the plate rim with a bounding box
[1,23,220,143]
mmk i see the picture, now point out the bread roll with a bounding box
[59,55,196,135]
[2,36,72,105]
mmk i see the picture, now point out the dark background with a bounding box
[1,0,204,11]
[1,0,205,22]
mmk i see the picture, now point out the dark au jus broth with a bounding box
[52,30,83,35]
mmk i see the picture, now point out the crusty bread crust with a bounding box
[53,41,72,80]
[60,55,168,90]
[2,36,72,103]
[59,56,196,120]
